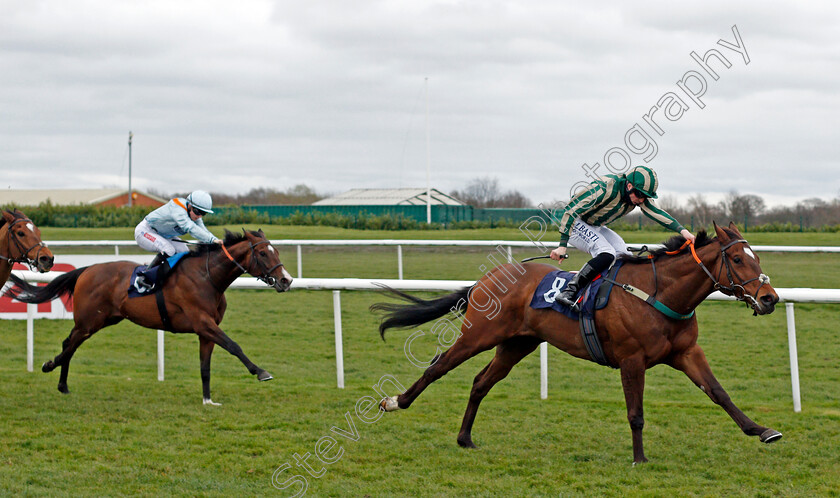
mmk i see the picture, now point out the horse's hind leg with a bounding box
[382,322,503,412]
[457,336,542,449]
[43,316,116,394]
[43,326,96,393]
[670,345,782,443]
[198,337,221,406]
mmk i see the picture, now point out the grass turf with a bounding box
[0,227,838,496]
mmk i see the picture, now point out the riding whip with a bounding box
[521,254,568,263]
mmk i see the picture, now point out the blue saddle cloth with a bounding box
[127,252,189,298]
[528,268,610,320]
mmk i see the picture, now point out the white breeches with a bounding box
[568,219,631,258]
[134,219,188,256]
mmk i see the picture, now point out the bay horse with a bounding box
[372,222,782,463]
[0,208,54,287]
[6,229,293,405]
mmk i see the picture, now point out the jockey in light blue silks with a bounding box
[133,190,220,291]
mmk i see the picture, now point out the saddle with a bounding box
[529,261,624,368]
[127,252,189,298]
[528,262,620,319]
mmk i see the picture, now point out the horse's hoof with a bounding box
[57,384,69,394]
[42,361,54,373]
[203,398,222,406]
[457,437,478,449]
[760,429,782,443]
[380,396,400,412]
[257,370,273,382]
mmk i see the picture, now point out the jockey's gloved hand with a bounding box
[550,246,567,263]
[680,229,696,244]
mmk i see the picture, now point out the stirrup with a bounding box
[555,293,580,311]
[134,275,153,293]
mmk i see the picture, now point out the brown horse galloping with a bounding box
[372,222,781,463]
[0,208,54,287]
[7,229,292,405]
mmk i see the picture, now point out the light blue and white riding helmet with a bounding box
[187,190,214,214]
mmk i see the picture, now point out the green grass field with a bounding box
[1,227,839,496]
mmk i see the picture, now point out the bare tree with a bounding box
[450,177,532,208]
[162,184,324,205]
[687,194,724,228]
[721,190,766,223]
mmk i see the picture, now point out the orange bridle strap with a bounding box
[688,241,704,265]
[649,239,691,259]
[665,239,692,256]
[221,243,237,263]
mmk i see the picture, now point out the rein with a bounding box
[0,216,47,270]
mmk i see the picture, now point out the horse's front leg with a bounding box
[196,319,273,382]
[198,337,220,406]
[619,354,648,464]
[670,345,782,443]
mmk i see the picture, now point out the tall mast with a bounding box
[128,131,134,207]
[425,77,431,224]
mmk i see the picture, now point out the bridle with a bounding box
[219,239,284,287]
[686,239,771,312]
[0,216,49,270]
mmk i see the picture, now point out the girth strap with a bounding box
[579,314,614,368]
[155,288,172,331]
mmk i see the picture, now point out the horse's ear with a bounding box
[713,221,728,242]
[728,221,743,237]
[2,210,15,223]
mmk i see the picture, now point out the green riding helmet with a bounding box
[626,166,659,199]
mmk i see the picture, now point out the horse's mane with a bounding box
[188,229,262,256]
[619,230,718,263]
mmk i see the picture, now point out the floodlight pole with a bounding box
[425,77,431,224]
[128,131,134,207]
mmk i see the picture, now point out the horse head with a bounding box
[1,209,54,272]
[712,221,778,315]
[241,229,293,292]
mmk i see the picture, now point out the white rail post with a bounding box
[785,303,801,412]
[333,290,345,389]
[397,245,404,280]
[157,330,165,381]
[115,245,119,256]
[540,342,548,399]
[27,303,35,372]
[296,245,303,278]
[507,246,513,263]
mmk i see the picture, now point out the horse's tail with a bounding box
[6,267,88,303]
[370,285,473,340]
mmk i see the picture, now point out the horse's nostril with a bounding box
[760,294,778,306]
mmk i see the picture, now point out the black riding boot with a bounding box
[555,253,615,312]
[135,253,168,292]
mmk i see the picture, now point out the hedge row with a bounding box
[4,202,840,232]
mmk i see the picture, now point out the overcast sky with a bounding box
[1,0,837,208]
